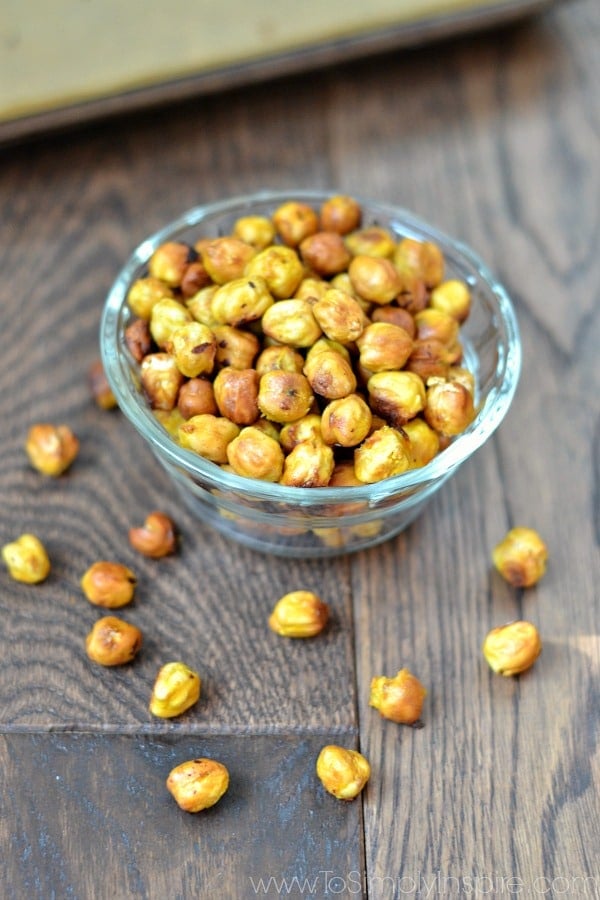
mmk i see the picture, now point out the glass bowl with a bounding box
[100,190,521,558]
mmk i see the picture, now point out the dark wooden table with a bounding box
[1,2,599,897]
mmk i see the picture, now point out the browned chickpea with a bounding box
[319,195,362,234]
[328,459,363,488]
[348,255,401,305]
[312,288,365,343]
[394,237,444,288]
[280,439,335,487]
[261,299,322,348]
[370,304,416,338]
[86,616,142,666]
[212,324,260,371]
[448,366,476,396]
[177,378,218,418]
[80,562,137,608]
[367,370,426,427]
[166,758,229,812]
[226,426,285,481]
[279,414,323,453]
[211,276,274,327]
[25,423,79,477]
[232,214,276,250]
[255,344,305,376]
[294,276,329,303]
[2,533,51,584]
[180,260,212,298]
[185,285,220,327]
[127,276,174,320]
[273,201,319,247]
[150,298,193,349]
[354,426,411,483]
[245,245,305,298]
[178,414,240,463]
[88,359,117,410]
[129,511,177,558]
[414,308,460,348]
[199,236,255,284]
[424,380,475,436]
[124,318,152,363]
[257,370,314,423]
[213,367,260,426]
[251,417,281,442]
[303,349,357,400]
[140,353,185,410]
[395,273,429,313]
[168,322,217,378]
[345,225,396,258]
[430,279,471,322]
[299,231,352,277]
[402,417,440,467]
[405,338,451,380]
[356,322,413,373]
[149,242,196,287]
[321,394,372,447]
[305,338,352,364]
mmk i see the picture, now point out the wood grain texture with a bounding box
[0,0,598,896]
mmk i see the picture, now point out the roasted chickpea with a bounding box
[424,379,475,436]
[345,225,396,258]
[150,298,193,349]
[180,260,211,298]
[268,590,330,638]
[483,620,542,676]
[299,231,352,276]
[348,255,401,305]
[367,370,426,427]
[178,414,240,464]
[255,344,305,376]
[25,423,79,477]
[149,661,201,718]
[414,308,460,348]
[149,242,196,287]
[211,276,274,327]
[199,236,255,284]
[257,370,314,423]
[303,350,357,400]
[86,616,142,666]
[319,195,362,234]
[294,276,329,303]
[430,278,471,322]
[356,322,413,372]
[127,276,174,320]
[88,359,117,410]
[153,408,186,438]
[273,200,319,246]
[370,304,416,337]
[402,417,440,467]
[185,285,220,327]
[211,324,260,371]
[226,426,285,481]
[447,365,476,396]
[2,533,51,584]
[321,394,372,447]
[129,511,177,558]
[492,527,548,588]
[405,338,451,380]
[369,669,427,724]
[312,288,365,343]
[245,245,305,298]
[232,214,276,250]
[124,318,152,363]
[354,426,411,483]
[168,322,217,378]
[140,353,184,411]
[279,414,323,453]
[316,745,370,800]
[177,377,217,418]
[261,299,322,348]
[395,273,429,314]
[80,561,137,608]
[394,237,444,288]
[280,438,335,487]
[213,367,260,426]
[167,758,229,813]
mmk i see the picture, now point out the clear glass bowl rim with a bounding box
[100,189,522,505]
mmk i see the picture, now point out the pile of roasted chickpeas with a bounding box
[124,195,477,487]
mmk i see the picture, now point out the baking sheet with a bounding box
[0,0,556,144]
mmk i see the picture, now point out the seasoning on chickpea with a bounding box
[280,414,323,453]
[316,745,370,800]
[166,758,229,813]
[492,527,548,588]
[2,533,51,584]
[80,561,137,608]
[149,661,201,718]
[482,620,542,676]
[25,423,79,477]
[257,370,314,423]
[85,616,142,666]
[369,669,427,724]
[129,511,177,558]
[321,394,372,447]
[168,322,217,378]
[268,590,330,638]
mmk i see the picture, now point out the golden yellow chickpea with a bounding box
[424,379,475,436]
[140,353,185,411]
[150,298,193,349]
[447,365,476,397]
[319,195,362,235]
[303,350,357,400]
[430,278,471,322]
[129,511,177,558]
[85,616,143,666]
[345,225,396,258]
[482,620,542,676]
[312,288,365,343]
[268,590,330,638]
[185,285,220,327]
[371,304,416,338]
[321,394,372,447]
[396,273,429,314]
[293,276,329,303]
[255,344,305,376]
[80,562,136,608]
[245,245,305,299]
[394,237,445,288]
[124,318,152,363]
[299,231,352,277]
[316,745,370,800]
[273,200,319,247]
[356,322,414,372]
[25,423,79,477]
[369,669,427,724]
[199,236,256,284]
[213,367,260,426]
[305,337,352,364]
[367,370,426,427]
[348,255,401,305]
[2,533,51,584]
[226,426,285,481]
[492,527,548,588]
[233,214,276,250]
[280,413,323,453]
[166,758,229,813]
[211,324,260,371]
[402,417,440,467]
[177,377,218,419]
[153,408,186,438]
[257,370,314,423]
[405,338,451,380]
[168,322,217,378]
[178,414,240,464]
[149,661,201,718]
[280,438,335,487]
[261,299,322,348]
[211,276,274,327]
[414,308,460,349]
[149,241,195,287]
[354,426,411,483]
[127,276,174,320]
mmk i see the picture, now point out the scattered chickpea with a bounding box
[2,533,51,584]
[369,669,427,724]
[316,745,370,800]
[268,590,330,638]
[129,511,177,558]
[80,561,137,608]
[492,527,548,588]
[85,616,142,666]
[482,620,542,676]
[166,758,229,813]
[25,423,79,477]
[88,359,117,409]
[149,661,201,718]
